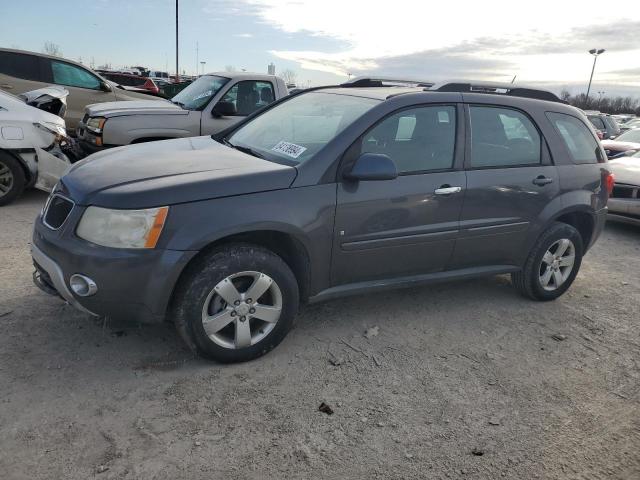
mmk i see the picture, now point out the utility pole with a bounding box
[196,41,198,77]
[175,0,179,83]
[586,48,605,101]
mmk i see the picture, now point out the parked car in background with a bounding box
[586,111,621,139]
[0,48,162,131]
[612,114,636,125]
[619,118,640,133]
[76,72,287,152]
[0,86,80,206]
[607,155,640,225]
[98,72,160,95]
[33,79,611,362]
[601,129,640,158]
[148,70,171,83]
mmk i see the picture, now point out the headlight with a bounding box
[86,117,106,134]
[76,206,169,249]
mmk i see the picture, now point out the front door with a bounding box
[450,104,560,269]
[332,104,466,286]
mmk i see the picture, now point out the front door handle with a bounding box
[532,175,553,186]
[434,185,462,195]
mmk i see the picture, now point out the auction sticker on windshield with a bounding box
[271,141,307,159]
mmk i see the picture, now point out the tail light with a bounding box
[605,172,615,196]
[596,129,604,140]
[143,79,159,93]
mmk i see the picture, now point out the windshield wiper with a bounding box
[171,99,186,109]
[226,141,265,159]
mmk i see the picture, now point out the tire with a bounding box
[0,152,26,207]
[172,243,299,363]
[512,222,584,301]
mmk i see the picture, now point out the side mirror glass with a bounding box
[100,81,112,92]
[345,153,398,181]
[212,101,237,117]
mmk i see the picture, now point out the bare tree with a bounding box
[561,91,640,115]
[281,69,298,86]
[42,42,62,57]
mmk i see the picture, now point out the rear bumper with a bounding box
[588,207,608,250]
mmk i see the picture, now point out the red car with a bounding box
[97,72,160,95]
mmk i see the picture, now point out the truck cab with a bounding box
[76,72,288,152]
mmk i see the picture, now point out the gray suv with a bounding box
[32,79,612,363]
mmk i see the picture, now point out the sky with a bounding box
[2,0,640,97]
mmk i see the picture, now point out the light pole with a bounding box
[586,48,605,101]
[175,0,179,83]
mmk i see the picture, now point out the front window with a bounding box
[220,80,276,116]
[51,60,101,90]
[227,92,380,164]
[171,75,229,110]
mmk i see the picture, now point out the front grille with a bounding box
[612,184,639,199]
[43,194,74,230]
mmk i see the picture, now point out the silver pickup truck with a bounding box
[77,72,288,152]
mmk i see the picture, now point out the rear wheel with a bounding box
[0,152,26,206]
[512,222,583,301]
[172,244,299,363]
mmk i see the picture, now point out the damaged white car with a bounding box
[0,86,80,206]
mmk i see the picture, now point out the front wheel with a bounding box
[512,222,584,301]
[172,244,299,363]
[0,152,26,207]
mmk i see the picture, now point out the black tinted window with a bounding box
[547,112,600,164]
[361,105,456,173]
[588,116,606,130]
[470,106,541,168]
[0,51,42,81]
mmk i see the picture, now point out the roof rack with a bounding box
[341,76,435,88]
[430,81,566,103]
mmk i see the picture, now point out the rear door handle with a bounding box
[532,176,553,186]
[434,185,462,195]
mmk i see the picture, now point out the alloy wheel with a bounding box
[539,238,576,291]
[201,271,282,349]
[0,160,14,198]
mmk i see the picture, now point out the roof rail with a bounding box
[431,81,566,103]
[341,76,435,88]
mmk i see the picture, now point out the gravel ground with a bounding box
[1,189,639,480]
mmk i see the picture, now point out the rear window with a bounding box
[0,51,42,81]
[547,112,602,164]
[588,116,606,130]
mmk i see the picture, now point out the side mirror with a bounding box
[345,153,398,181]
[212,101,237,117]
[99,81,112,92]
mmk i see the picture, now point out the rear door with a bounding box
[0,51,50,94]
[42,58,117,130]
[332,104,466,285]
[449,104,560,269]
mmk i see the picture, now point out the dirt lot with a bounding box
[1,189,639,480]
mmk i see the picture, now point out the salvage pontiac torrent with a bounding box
[32,78,612,362]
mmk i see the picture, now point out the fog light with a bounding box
[69,274,98,297]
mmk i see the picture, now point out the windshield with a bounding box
[227,92,380,164]
[616,129,640,143]
[171,75,229,110]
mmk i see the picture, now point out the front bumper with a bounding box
[31,209,197,323]
[608,198,640,225]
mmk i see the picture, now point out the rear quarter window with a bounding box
[0,51,44,81]
[547,112,602,164]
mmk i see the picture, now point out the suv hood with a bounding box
[63,136,297,208]
[85,99,186,119]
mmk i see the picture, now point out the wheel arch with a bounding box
[0,148,34,184]
[168,229,312,315]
